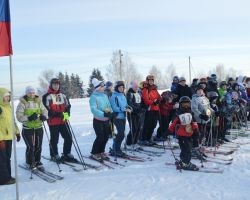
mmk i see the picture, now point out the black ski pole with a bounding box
[65,121,87,170]
[42,122,62,172]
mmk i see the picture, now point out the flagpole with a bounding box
[9,55,20,200]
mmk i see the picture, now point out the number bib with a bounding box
[178,113,192,125]
[51,94,65,105]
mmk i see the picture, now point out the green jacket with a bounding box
[16,95,48,129]
[0,88,20,141]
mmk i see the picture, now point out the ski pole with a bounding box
[65,121,87,170]
[42,122,62,172]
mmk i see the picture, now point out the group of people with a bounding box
[89,74,250,170]
[1,73,250,185]
[0,78,76,185]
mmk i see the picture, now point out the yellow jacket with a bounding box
[0,88,20,141]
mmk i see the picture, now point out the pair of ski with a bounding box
[125,146,163,157]
[42,156,101,171]
[165,162,224,173]
[18,164,63,183]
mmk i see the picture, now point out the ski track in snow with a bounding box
[1,99,250,200]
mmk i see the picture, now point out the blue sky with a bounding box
[1,0,250,95]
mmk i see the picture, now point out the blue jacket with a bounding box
[89,91,112,119]
[110,91,128,119]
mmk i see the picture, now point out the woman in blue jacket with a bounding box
[110,81,131,157]
[89,78,113,161]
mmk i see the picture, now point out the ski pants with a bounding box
[0,140,12,184]
[22,128,43,165]
[141,110,159,141]
[126,113,141,145]
[113,118,126,152]
[49,124,72,157]
[91,118,111,154]
[178,136,192,164]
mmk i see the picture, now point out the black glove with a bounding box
[153,99,160,106]
[28,113,38,121]
[0,107,2,115]
[104,112,112,118]
[40,115,47,121]
[199,114,209,121]
[16,135,21,142]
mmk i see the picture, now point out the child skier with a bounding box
[0,88,20,185]
[169,96,199,171]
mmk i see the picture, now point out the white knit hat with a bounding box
[92,78,104,90]
[25,86,36,95]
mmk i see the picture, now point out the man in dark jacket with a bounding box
[173,77,192,103]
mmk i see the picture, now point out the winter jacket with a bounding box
[173,84,192,103]
[110,91,128,119]
[191,94,213,124]
[141,85,161,111]
[171,82,178,92]
[169,110,198,137]
[89,91,113,121]
[104,89,112,99]
[218,88,226,100]
[42,88,71,126]
[126,88,142,115]
[159,100,174,117]
[16,95,48,129]
[0,88,20,141]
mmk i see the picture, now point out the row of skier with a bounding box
[0,74,250,185]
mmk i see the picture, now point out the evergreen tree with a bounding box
[87,68,104,96]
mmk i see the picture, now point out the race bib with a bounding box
[133,93,141,104]
[51,94,65,105]
[179,113,192,125]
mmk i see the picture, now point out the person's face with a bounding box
[108,86,113,91]
[27,92,36,98]
[222,85,227,90]
[148,79,154,85]
[196,89,204,96]
[132,82,139,92]
[118,85,124,93]
[97,83,105,92]
[3,95,10,103]
[179,80,186,86]
[52,83,60,91]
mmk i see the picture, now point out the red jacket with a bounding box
[142,85,161,111]
[169,114,198,137]
[159,100,174,116]
[42,88,71,126]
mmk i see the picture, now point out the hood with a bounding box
[0,88,10,105]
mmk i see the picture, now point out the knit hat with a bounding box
[129,80,138,89]
[179,77,186,82]
[25,86,36,95]
[105,81,113,89]
[92,78,104,90]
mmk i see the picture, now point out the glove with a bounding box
[62,112,70,121]
[16,135,21,142]
[104,112,112,118]
[0,141,6,150]
[153,99,160,106]
[199,114,209,121]
[40,114,47,122]
[28,113,38,121]
[0,107,2,115]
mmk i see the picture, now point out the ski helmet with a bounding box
[179,96,191,110]
[115,81,125,92]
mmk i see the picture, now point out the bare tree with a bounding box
[38,69,55,95]
[106,50,142,87]
[149,65,166,89]
[165,63,177,88]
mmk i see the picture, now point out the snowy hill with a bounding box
[1,98,250,200]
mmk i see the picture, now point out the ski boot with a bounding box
[181,162,199,171]
[175,160,183,170]
[90,154,103,162]
[35,161,45,171]
[100,152,110,161]
[61,153,79,163]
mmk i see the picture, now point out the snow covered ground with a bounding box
[1,98,250,200]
